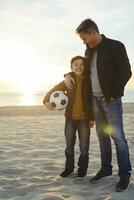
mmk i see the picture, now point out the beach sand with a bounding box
[0,103,133,200]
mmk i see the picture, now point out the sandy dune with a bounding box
[0,104,133,200]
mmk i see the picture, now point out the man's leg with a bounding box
[90,97,112,182]
[103,97,132,191]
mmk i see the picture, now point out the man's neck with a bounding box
[94,34,102,47]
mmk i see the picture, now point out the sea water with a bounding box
[0,89,133,107]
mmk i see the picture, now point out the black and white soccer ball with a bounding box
[50,91,68,110]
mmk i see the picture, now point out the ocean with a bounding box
[0,89,134,107]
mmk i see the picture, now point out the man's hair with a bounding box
[70,56,84,69]
[76,18,99,34]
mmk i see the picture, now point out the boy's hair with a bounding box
[76,18,99,34]
[70,56,84,69]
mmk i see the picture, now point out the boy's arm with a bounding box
[43,81,66,105]
[45,102,55,110]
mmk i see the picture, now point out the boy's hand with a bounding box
[44,102,55,110]
[110,97,115,101]
[88,121,94,128]
[64,74,75,89]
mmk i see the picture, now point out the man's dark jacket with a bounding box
[84,35,132,100]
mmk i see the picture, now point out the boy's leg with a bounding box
[77,120,90,174]
[64,119,76,171]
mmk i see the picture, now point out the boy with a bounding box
[43,56,94,179]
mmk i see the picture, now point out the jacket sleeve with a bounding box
[88,102,94,121]
[87,84,94,121]
[64,72,75,78]
[43,81,67,104]
[113,42,132,97]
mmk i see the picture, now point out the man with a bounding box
[64,18,132,192]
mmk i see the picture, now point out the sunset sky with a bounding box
[0,0,134,94]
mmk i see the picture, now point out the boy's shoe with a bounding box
[116,175,130,192]
[60,169,74,177]
[75,170,87,180]
[90,169,112,183]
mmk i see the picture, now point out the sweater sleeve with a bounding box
[43,81,67,104]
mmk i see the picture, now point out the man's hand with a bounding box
[88,121,94,128]
[64,74,75,89]
[44,102,55,110]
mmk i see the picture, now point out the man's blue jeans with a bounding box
[93,96,132,176]
[64,119,90,172]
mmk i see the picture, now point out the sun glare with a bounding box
[19,93,35,106]
[0,37,66,105]
[0,38,64,96]
[0,38,62,96]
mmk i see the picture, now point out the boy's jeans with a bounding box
[93,96,132,176]
[64,119,90,172]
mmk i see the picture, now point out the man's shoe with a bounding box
[60,169,74,177]
[75,170,87,180]
[116,175,130,192]
[90,169,112,183]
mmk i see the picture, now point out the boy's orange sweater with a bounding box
[72,75,85,120]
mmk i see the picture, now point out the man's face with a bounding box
[79,31,96,48]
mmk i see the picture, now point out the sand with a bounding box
[0,103,133,200]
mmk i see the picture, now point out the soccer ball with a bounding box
[50,91,68,110]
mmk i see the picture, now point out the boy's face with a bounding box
[71,59,84,75]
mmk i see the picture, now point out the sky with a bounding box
[0,0,134,94]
